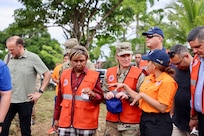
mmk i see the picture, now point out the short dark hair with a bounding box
[7,36,25,47]
[187,26,204,43]
[16,37,24,47]
[63,53,69,58]
[168,44,189,58]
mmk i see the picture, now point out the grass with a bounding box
[10,90,107,136]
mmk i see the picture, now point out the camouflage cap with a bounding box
[64,38,79,54]
[116,42,133,56]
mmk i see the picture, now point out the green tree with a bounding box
[0,23,63,69]
[165,0,204,44]
[15,0,126,49]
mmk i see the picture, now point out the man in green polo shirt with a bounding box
[1,36,51,136]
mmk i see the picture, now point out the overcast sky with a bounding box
[0,0,170,60]
[0,0,65,44]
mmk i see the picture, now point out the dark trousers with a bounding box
[0,102,34,136]
[51,96,57,126]
[140,112,173,136]
[198,112,204,136]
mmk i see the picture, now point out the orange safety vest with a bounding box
[139,60,148,70]
[190,55,204,116]
[106,66,143,123]
[58,69,100,129]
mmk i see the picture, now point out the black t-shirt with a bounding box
[172,67,191,132]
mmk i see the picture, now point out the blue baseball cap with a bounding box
[142,26,164,38]
[142,49,170,67]
[106,98,122,114]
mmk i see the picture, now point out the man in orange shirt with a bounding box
[47,53,69,134]
[52,54,69,96]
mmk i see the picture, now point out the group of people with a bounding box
[0,26,204,136]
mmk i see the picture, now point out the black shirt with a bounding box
[172,67,191,132]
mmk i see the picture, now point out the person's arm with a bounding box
[90,78,104,105]
[102,72,115,99]
[136,72,146,92]
[0,64,12,131]
[52,66,60,84]
[119,83,167,112]
[132,92,168,113]
[53,81,63,131]
[40,71,51,92]
[109,82,168,113]
[82,77,104,105]
[54,86,63,120]
[52,78,59,84]
[27,71,51,101]
[0,90,11,133]
[170,100,175,117]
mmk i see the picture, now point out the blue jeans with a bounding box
[0,102,34,136]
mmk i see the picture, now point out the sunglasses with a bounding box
[168,51,175,58]
[168,46,182,58]
[146,34,160,39]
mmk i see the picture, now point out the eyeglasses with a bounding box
[171,56,185,66]
[146,34,160,39]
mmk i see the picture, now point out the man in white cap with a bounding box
[142,26,165,51]
[103,42,146,136]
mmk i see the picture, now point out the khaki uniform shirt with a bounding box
[5,50,49,103]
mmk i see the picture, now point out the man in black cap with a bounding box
[142,26,165,51]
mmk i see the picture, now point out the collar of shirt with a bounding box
[71,67,88,75]
[148,72,167,82]
[71,67,88,92]
[11,49,28,59]
[117,65,131,76]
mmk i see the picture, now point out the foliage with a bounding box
[15,0,126,48]
[0,23,63,69]
[6,0,204,66]
[165,0,204,44]
[12,0,164,64]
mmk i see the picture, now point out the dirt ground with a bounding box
[9,91,107,136]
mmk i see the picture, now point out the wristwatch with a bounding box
[38,89,44,94]
[0,122,3,126]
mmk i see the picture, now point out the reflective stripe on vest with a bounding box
[59,68,100,129]
[106,66,142,123]
[62,94,91,102]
